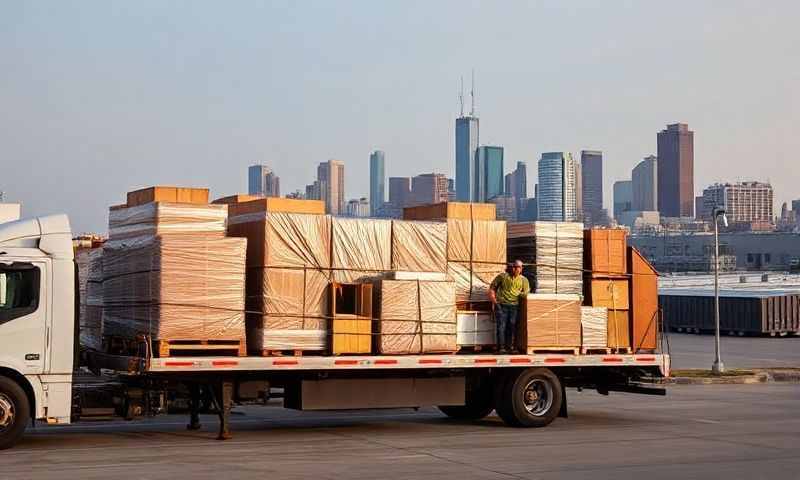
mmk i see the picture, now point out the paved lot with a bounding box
[3,384,799,480]
[666,332,800,370]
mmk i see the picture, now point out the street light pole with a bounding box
[712,208,727,375]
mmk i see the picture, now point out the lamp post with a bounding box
[712,207,728,375]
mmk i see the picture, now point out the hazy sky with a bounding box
[2,1,798,233]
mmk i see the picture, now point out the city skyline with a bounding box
[2,2,798,232]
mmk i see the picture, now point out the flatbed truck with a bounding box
[0,214,669,450]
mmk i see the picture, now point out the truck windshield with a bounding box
[0,263,40,324]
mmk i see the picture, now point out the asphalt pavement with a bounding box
[665,332,800,370]
[3,384,799,480]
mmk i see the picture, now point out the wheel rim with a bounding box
[0,393,15,431]
[522,379,553,416]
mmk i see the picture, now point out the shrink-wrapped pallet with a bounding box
[390,220,447,273]
[580,306,608,350]
[520,293,582,351]
[227,207,332,352]
[456,311,495,347]
[76,248,104,350]
[446,218,507,302]
[374,280,457,354]
[332,217,392,283]
[108,202,227,241]
[507,222,583,295]
[102,235,246,343]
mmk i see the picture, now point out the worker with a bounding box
[489,259,530,353]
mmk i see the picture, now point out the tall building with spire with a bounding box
[455,74,479,202]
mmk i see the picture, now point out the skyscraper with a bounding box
[388,177,411,209]
[613,180,633,220]
[657,123,694,217]
[580,150,603,226]
[700,182,774,225]
[537,152,577,222]
[474,145,504,202]
[248,165,280,197]
[317,159,345,215]
[410,173,449,206]
[455,115,479,201]
[369,150,385,216]
[632,155,658,212]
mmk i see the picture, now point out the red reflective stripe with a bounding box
[636,356,656,362]
[419,359,442,364]
[164,361,194,367]
[544,357,566,363]
[603,357,624,362]
[510,357,532,364]
[474,358,497,364]
[212,360,238,367]
[334,359,359,365]
[273,360,299,366]
[375,359,398,365]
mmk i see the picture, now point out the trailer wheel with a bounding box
[438,382,494,420]
[495,368,562,428]
[0,377,30,450]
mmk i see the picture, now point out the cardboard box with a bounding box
[403,202,496,221]
[584,228,627,276]
[126,186,209,207]
[585,278,630,310]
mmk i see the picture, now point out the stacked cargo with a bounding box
[76,248,104,350]
[519,293,582,354]
[456,311,495,350]
[226,198,330,354]
[583,229,630,352]
[628,247,659,352]
[102,187,247,357]
[579,306,608,352]
[507,222,583,295]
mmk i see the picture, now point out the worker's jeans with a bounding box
[494,303,518,351]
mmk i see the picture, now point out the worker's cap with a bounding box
[509,260,524,268]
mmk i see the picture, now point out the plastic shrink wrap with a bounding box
[76,248,104,350]
[456,311,495,347]
[580,306,608,349]
[507,222,583,295]
[446,219,507,302]
[108,202,227,241]
[520,293,582,350]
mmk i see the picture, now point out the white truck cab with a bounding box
[0,215,76,448]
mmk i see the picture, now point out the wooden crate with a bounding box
[585,278,630,310]
[519,294,582,351]
[126,186,209,207]
[330,282,373,354]
[402,202,496,221]
[155,338,246,358]
[228,197,325,216]
[607,310,631,350]
[628,247,659,351]
[212,194,262,205]
[584,228,627,276]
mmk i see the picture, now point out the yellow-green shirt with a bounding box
[490,273,530,305]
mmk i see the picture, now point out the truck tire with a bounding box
[495,368,562,428]
[438,382,494,420]
[0,377,30,450]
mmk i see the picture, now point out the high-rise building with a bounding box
[345,198,370,218]
[657,123,694,217]
[305,181,321,201]
[388,177,411,209]
[410,173,449,207]
[695,195,706,220]
[613,180,633,220]
[488,194,517,222]
[537,152,578,222]
[632,155,658,212]
[248,165,280,197]
[369,150,385,216]
[455,115,480,202]
[474,145,504,202]
[317,159,345,215]
[700,182,774,226]
[580,150,603,226]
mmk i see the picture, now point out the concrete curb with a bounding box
[663,369,800,385]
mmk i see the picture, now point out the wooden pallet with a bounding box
[610,347,632,354]
[526,347,580,355]
[155,339,246,358]
[581,347,612,355]
[260,349,326,357]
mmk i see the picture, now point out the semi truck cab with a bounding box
[0,215,76,447]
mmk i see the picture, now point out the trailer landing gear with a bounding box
[186,384,202,431]
[214,380,233,441]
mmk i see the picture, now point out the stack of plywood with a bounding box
[226,198,330,354]
[102,187,247,357]
[519,293,582,353]
[76,248,104,350]
[580,306,608,352]
[373,279,457,354]
[403,202,506,304]
[628,246,659,352]
[507,222,584,295]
